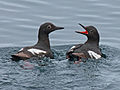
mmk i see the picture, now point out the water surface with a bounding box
[0,0,120,48]
[0,45,120,90]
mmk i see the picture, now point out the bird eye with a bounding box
[47,25,51,29]
[90,30,93,32]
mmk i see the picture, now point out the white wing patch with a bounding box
[88,50,101,59]
[71,46,76,49]
[69,46,76,51]
[19,48,23,52]
[28,48,46,55]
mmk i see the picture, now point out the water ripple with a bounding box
[0,1,29,8]
[94,3,120,9]
[18,25,37,29]
[76,14,100,18]
[24,0,52,5]
[38,15,68,20]
[0,7,22,12]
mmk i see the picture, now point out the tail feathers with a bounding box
[11,52,30,61]
[11,54,22,61]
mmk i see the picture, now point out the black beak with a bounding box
[75,23,88,35]
[54,26,64,30]
[78,23,86,30]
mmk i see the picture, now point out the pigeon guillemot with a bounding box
[11,22,64,61]
[66,23,102,62]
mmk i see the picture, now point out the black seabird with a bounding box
[66,24,102,62]
[11,22,64,61]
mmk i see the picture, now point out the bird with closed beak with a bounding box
[11,22,64,61]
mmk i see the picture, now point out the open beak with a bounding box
[75,23,88,35]
[54,26,64,30]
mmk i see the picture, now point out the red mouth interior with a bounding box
[80,30,88,34]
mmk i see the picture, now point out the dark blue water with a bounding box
[0,45,120,90]
[0,0,120,90]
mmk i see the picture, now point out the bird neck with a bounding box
[35,32,50,49]
[85,37,99,47]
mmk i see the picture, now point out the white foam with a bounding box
[28,48,46,55]
[88,50,101,59]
